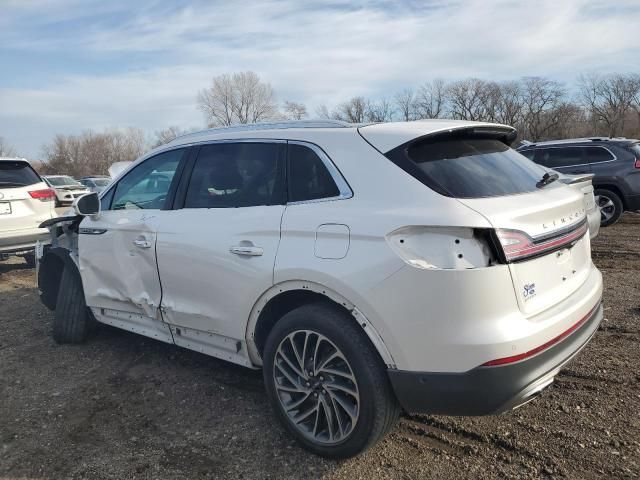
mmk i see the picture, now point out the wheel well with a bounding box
[253,290,351,357]
[594,184,626,209]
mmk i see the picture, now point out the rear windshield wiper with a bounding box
[536,172,559,188]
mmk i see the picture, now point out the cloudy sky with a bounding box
[1,0,639,159]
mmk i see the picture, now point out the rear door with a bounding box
[155,141,286,347]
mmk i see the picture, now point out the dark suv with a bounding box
[518,138,640,226]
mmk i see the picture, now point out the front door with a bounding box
[79,148,187,340]
[155,141,286,351]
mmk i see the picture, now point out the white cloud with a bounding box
[0,0,639,158]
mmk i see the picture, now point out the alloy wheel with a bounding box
[598,195,616,222]
[272,329,360,445]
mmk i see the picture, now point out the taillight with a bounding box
[634,158,640,169]
[28,188,56,201]
[494,220,588,262]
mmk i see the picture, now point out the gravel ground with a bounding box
[1,214,638,479]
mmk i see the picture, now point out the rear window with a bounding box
[404,138,545,198]
[0,161,41,188]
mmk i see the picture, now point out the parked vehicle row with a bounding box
[0,163,111,265]
[37,120,603,458]
[518,137,640,226]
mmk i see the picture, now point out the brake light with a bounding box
[28,188,56,201]
[495,220,588,262]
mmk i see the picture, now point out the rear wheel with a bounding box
[53,266,91,344]
[595,188,623,227]
[263,303,400,458]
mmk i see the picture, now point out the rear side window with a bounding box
[0,161,41,188]
[402,138,545,198]
[537,148,583,168]
[288,144,340,202]
[184,142,285,208]
[519,149,536,161]
[584,147,614,163]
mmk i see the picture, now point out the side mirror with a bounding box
[73,192,100,218]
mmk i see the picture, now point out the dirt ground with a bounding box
[1,215,638,479]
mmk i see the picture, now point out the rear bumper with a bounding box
[624,193,640,211]
[388,301,602,416]
[0,228,50,254]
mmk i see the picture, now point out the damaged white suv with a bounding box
[37,120,603,458]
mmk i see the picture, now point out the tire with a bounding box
[263,303,400,458]
[595,188,623,227]
[23,253,36,268]
[53,266,91,344]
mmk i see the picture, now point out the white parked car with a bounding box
[79,176,112,194]
[1,157,55,266]
[43,175,90,206]
[37,120,603,458]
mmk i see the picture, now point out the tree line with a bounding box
[3,70,638,176]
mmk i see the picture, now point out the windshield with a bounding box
[46,176,80,186]
[405,138,547,198]
[93,178,111,186]
[0,161,41,187]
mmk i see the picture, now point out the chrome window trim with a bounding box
[533,145,618,169]
[286,140,353,205]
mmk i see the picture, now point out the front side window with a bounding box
[184,142,284,208]
[584,147,614,164]
[538,147,583,168]
[288,144,340,202]
[110,148,184,210]
[403,138,546,198]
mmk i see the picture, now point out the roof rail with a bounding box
[171,120,353,143]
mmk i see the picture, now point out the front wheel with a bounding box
[53,266,92,343]
[263,303,400,458]
[595,188,623,227]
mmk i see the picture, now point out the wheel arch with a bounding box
[245,281,396,369]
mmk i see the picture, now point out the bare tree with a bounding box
[0,136,17,157]
[315,104,331,119]
[415,79,447,119]
[283,101,308,120]
[333,97,369,123]
[494,81,524,127]
[520,77,566,141]
[197,71,278,127]
[152,126,186,148]
[366,98,394,122]
[447,78,494,121]
[578,73,640,137]
[395,88,417,121]
[41,128,146,177]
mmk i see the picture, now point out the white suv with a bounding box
[1,157,55,266]
[37,120,603,458]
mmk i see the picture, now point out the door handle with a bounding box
[133,238,152,249]
[230,245,264,256]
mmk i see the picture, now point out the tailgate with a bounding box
[459,185,591,317]
[0,183,55,231]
